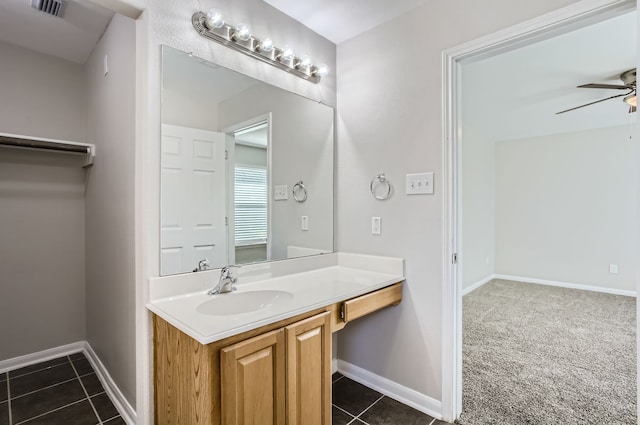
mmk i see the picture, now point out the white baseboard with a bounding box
[0,342,136,425]
[494,274,637,297]
[462,275,495,296]
[337,360,442,420]
[0,341,86,374]
[332,358,338,374]
[83,342,137,425]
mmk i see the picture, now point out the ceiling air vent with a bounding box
[31,0,66,17]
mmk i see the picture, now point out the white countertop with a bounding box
[147,253,404,344]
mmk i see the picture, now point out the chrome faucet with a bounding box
[207,266,238,295]
[194,259,210,272]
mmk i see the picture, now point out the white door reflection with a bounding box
[160,124,228,275]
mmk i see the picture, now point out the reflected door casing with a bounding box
[161,124,228,275]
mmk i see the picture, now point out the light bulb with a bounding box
[314,64,329,77]
[233,23,251,41]
[278,46,295,62]
[257,38,274,53]
[204,9,224,29]
[296,55,312,69]
[624,94,637,107]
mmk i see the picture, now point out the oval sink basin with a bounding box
[196,290,293,316]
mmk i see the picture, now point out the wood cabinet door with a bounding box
[285,312,331,425]
[221,329,286,425]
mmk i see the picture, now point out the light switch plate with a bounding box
[274,185,288,200]
[406,172,434,195]
[301,216,309,231]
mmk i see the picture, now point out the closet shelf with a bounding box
[0,132,95,167]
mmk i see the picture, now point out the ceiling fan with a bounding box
[556,68,637,115]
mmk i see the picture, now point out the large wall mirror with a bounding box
[160,45,334,276]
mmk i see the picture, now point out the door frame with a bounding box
[440,0,637,421]
[223,113,273,263]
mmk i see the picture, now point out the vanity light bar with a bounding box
[192,11,327,84]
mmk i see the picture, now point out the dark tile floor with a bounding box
[1,358,445,425]
[332,373,448,425]
[0,352,125,425]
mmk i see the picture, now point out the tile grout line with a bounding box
[102,414,120,423]
[14,399,86,425]
[7,361,69,381]
[7,374,13,425]
[69,355,102,425]
[332,403,356,420]
[349,394,385,425]
[11,376,79,400]
[332,375,344,384]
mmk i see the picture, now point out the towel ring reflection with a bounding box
[292,181,307,202]
[370,172,392,200]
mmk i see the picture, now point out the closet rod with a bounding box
[0,132,95,167]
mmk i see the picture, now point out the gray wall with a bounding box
[85,14,137,408]
[495,126,637,291]
[0,41,86,141]
[461,124,637,293]
[336,0,581,403]
[460,110,496,289]
[0,42,86,361]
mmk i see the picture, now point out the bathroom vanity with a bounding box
[148,253,404,425]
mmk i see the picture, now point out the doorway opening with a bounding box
[224,114,272,265]
[442,0,638,422]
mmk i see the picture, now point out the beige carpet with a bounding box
[457,279,636,425]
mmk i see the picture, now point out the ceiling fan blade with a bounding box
[578,83,634,90]
[555,91,631,115]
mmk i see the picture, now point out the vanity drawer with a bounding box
[338,282,402,327]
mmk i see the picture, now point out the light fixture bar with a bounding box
[192,12,324,84]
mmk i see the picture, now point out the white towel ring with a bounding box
[370,172,392,200]
[293,181,308,202]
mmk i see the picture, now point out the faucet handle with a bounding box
[220,265,239,279]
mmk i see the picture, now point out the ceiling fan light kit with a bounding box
[557,68,637,114]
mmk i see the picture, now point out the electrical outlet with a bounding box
[371,217,381,235]
[301,216,309,231]
[406,172,434,195]
[609,264,618,274]
[274,185,288,200]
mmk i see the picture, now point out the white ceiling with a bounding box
[0,0,113,64]
[263,0,432,44]
[463,11,637,143]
